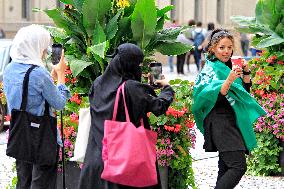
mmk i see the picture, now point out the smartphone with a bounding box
[231,57,243,68]
[149,62,162,87]
[51,44,63,65]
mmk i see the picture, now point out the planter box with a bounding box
[57,161,81,189]
[279,140,284,176]
[158,166,168,189]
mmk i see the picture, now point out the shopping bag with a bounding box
[70,107,91,163]
[6,65,57,165]
[101,82,158,187]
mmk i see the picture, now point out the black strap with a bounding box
[20,65,50,115]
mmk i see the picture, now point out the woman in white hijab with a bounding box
[3,25,70,188]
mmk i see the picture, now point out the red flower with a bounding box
[70,93,81,105]
[266,58,274,64]
[256,69,264,76]
[71,78,77,84]
[277,60,284,65]
[4,115,11,122]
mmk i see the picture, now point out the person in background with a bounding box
[184,19,196,72]
[192,29,266,189]
[199,22,215,70]
[176,27,194,75]
[192,21,207,72]
[240,32,249,57]
[0,27,6,39]
[78,43,175,189]
[3,24,70,189]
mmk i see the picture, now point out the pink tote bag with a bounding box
[101,82,158,187]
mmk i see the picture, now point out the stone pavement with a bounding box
[0,63,283,188]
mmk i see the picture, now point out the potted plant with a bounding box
[33,0,193,187]
[148,79,197,189]
[231,0,284,176]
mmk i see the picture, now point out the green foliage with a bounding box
[246,49,284,176]
[231,0,284,50]
[131,0,157,49]
[247,131,282,176]
[5,162,17,189]
[149,79,196,189]
[34,0,192,89]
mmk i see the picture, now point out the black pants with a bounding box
[16,160,58,189]
[176,53,186,74]
[215,151,247,189]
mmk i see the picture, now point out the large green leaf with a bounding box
[73,0,84,12]
[231,16,256,27]
[93,21,106,45]
[44,26,68,42]
[116,17,132,41]
[106,10,121,40]
[131,0,157,49]
[82,0,112,36]
[59,0,74,4]
[156,26,188,41]
[155,42,193,56]
[255,0,280,29]
[256,34,284,48]
[87,41,109,59]
[275,22,284,38]
[70,59,94,77]
[44,9,70,30]
[157,5,174,17]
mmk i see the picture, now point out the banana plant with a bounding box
[231,0,284,51]
[34,0,192,91]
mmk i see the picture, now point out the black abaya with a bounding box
[78,43,175,189]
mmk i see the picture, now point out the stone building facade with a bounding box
[0,0,257,38]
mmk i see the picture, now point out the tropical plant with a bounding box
[231,0,284,176]
[231,0,284,51]
[245,50,284,176]
[34,0,192,93]
[33,0,193,167]
[149,79,197,189]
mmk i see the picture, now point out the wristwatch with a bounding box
[243,70,251,75]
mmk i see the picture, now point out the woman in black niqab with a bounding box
[78,43,175,189]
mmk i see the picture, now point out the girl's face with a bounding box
[212,37,233,63]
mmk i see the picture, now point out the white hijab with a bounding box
[10,24,51,67]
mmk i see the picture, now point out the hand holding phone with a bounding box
[51,44,63,65]
[149,62,162,88]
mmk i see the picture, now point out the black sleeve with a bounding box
[125,81,174,117]
[243,81,252,93]
[145,85,175,116]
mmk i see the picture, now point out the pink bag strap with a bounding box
[112,82,144,126]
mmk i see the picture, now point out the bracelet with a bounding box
[243,70,251,75]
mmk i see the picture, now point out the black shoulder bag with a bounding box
[6,65,58,165]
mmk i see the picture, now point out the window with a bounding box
[194,0,200,21]
[22,0,31,20]
[57,0,64,8]
[170,0,176,20]
[217,0,224,24]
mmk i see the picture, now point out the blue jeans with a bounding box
[168,56,174,72]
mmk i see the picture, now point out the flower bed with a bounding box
[149,79,197,189]
[247,50,284,176]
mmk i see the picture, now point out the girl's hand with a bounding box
[228,65,243,81]
[53,50,67,75]
[242,60,250,72]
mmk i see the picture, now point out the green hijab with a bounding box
[192,58,266,151]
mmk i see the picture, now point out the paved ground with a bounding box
[0,63,283,188]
